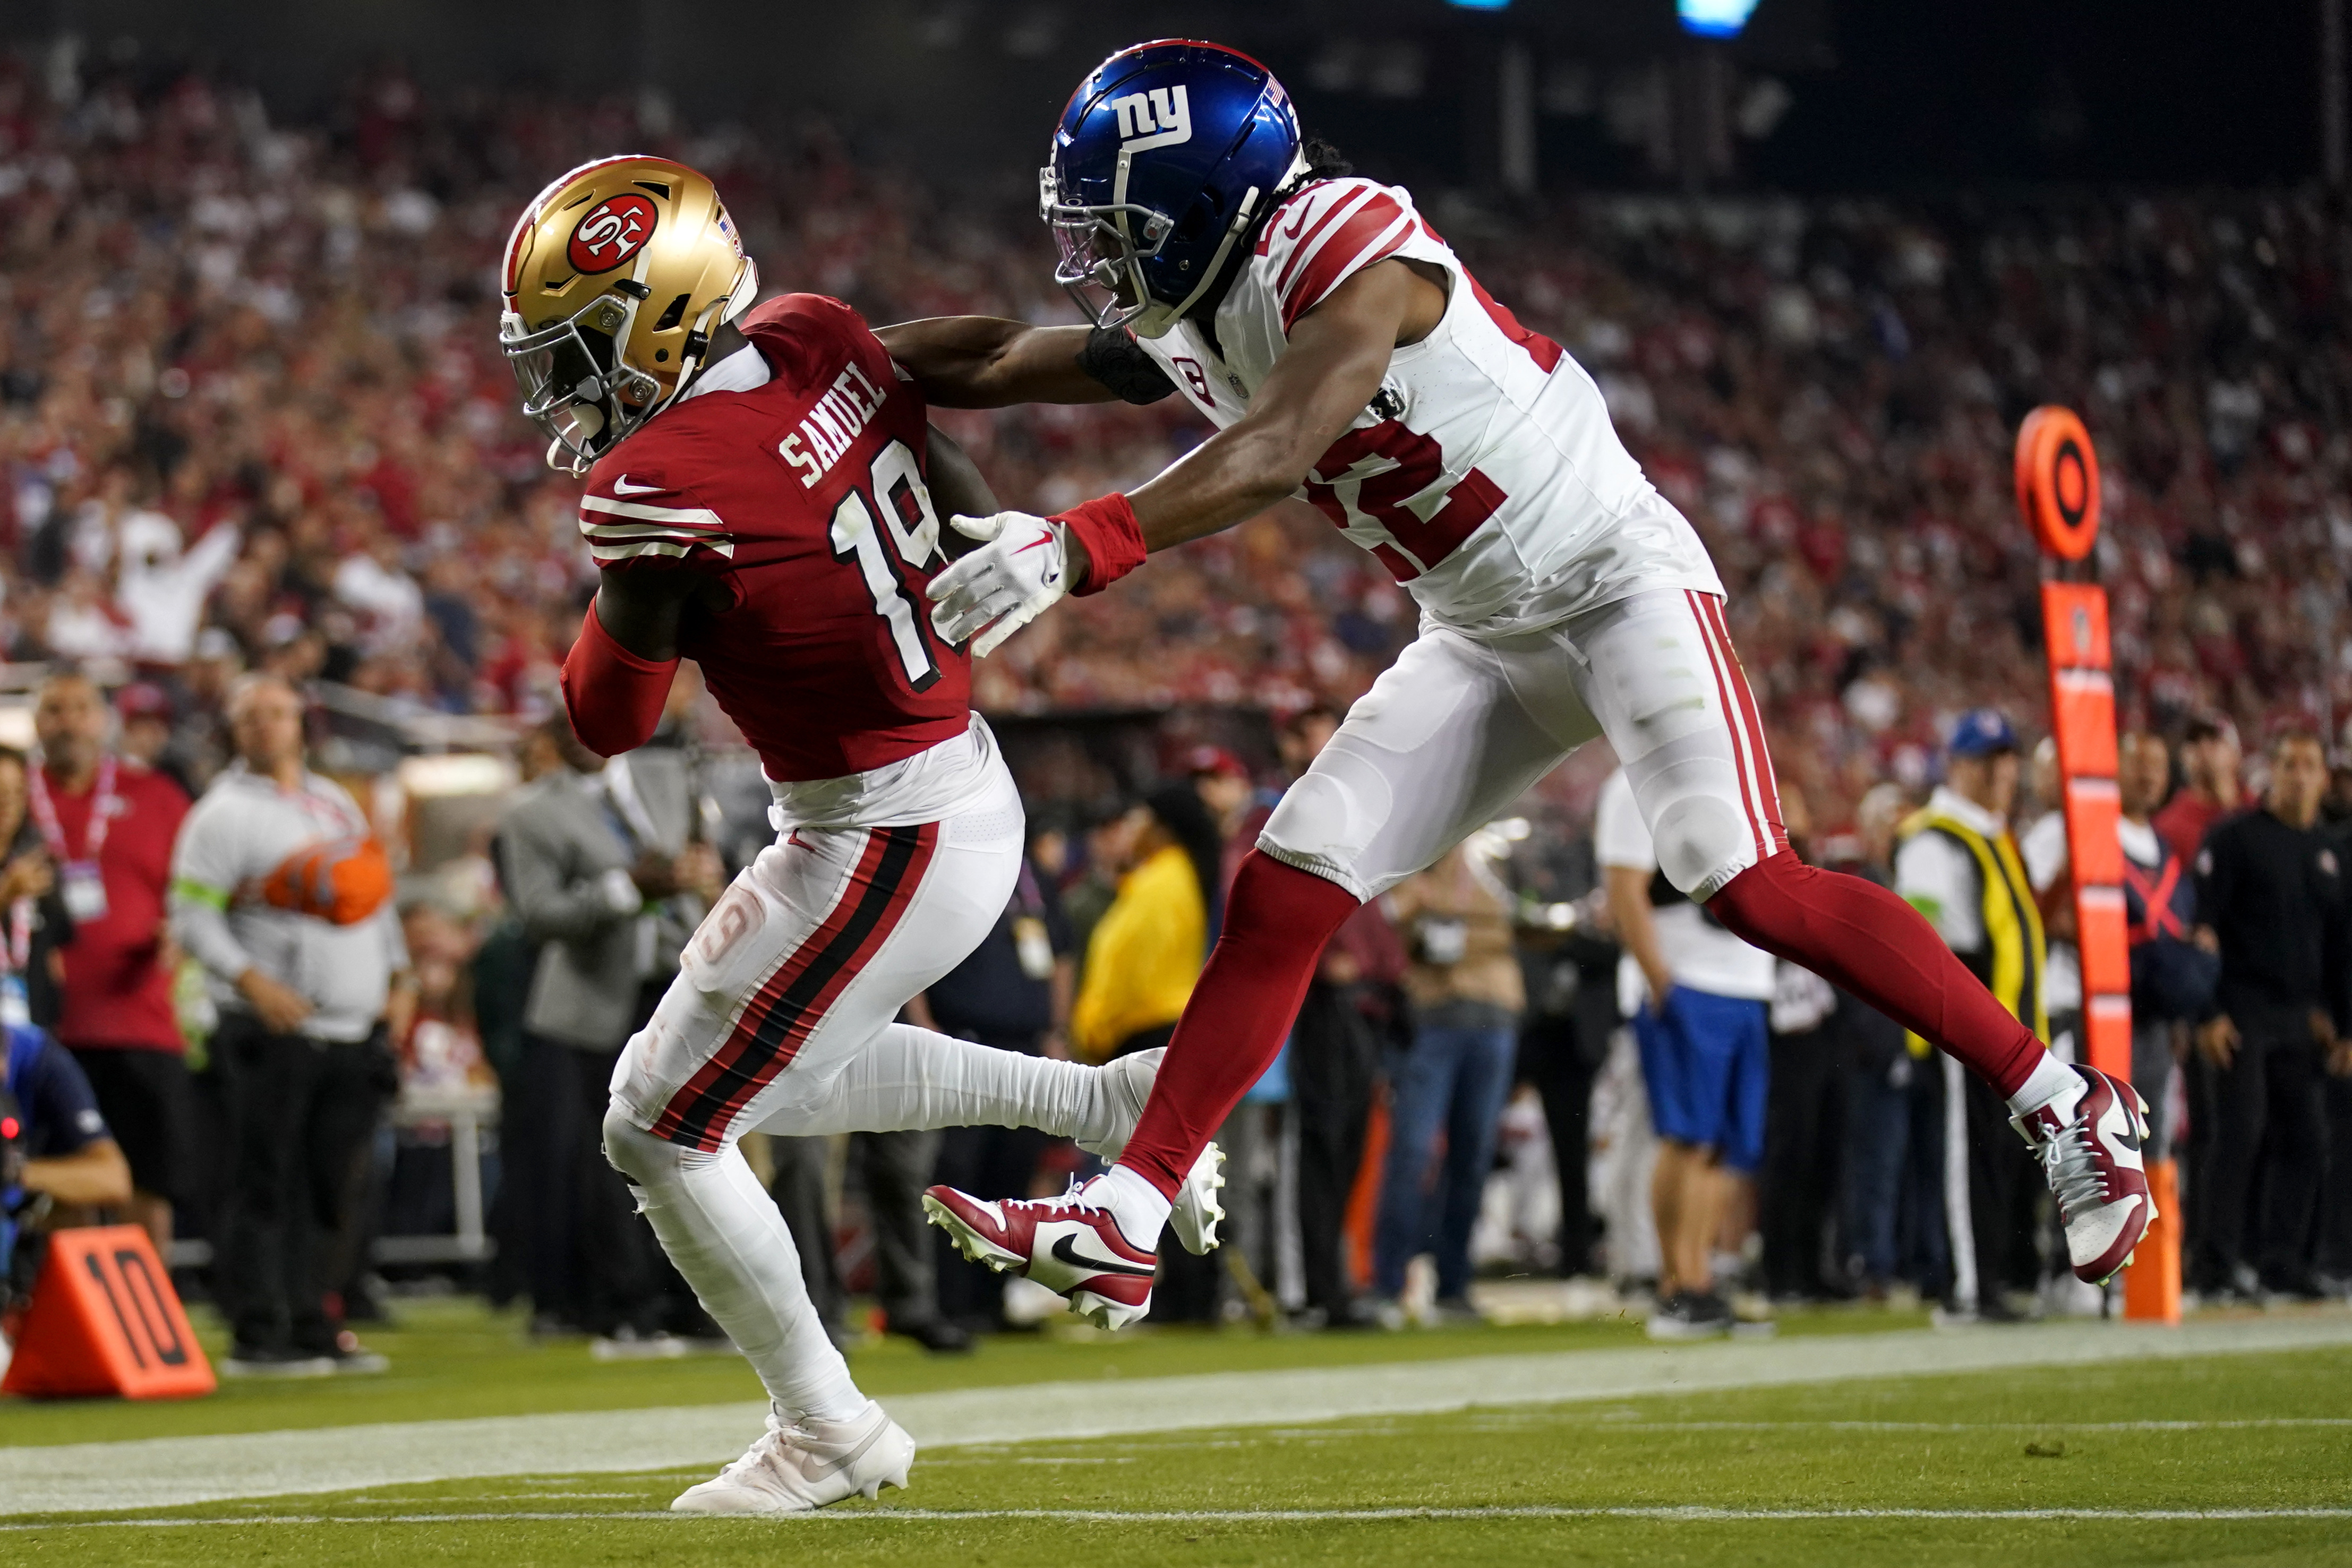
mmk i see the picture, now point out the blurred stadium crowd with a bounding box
[5,65,2347,813]
[2,62,2350,1363]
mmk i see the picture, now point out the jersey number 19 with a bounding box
[828,437,947,691]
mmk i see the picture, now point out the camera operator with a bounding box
[3,1021,134,1316]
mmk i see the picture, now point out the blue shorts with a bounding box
[1633,987,1768,1172]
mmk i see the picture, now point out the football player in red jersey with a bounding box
[877,41,2153,1329]
[500,157,1222,1514]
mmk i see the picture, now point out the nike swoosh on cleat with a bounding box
[1050,1233,1155,1278]
[800,1420,888,1483]
[612,475,666,495]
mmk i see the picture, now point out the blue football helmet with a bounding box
[1042,39,1304,339]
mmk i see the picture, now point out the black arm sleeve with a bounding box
[1075,324,1179,406]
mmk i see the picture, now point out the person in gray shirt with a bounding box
[496,711,720,1342]
[169,674,411,1376]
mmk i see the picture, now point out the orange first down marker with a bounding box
[2,1224,216,1399]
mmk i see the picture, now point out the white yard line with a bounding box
[8,1506,2352,1530]
[4,1314,2350,1519]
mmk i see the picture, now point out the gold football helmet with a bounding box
[499,155,760,474]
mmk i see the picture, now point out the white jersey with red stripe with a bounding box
[1135,176,1721,637]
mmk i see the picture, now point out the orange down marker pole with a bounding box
[2016,407,2177,1324]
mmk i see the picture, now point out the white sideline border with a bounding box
[4,1315,2350,1518]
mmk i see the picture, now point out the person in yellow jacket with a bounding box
[1894,708,2048,1324]
[1071,785,1223,1065]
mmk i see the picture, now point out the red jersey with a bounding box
[40,760,189,1052]
[579,294,972,782]
[2153,789,2249,866]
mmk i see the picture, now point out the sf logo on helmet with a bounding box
[1110,84,1191,152]
[568,193,659,275]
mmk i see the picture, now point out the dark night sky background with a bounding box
[19,0,2336,191]
[1764,0,2321,188]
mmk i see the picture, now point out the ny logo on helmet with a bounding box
[1111,85,1191,152]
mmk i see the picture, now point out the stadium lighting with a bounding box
[1446,0,1513,10]
[1679,0,1761,38]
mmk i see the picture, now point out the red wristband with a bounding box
[560,600,679,756]
[1053,493,1147,597]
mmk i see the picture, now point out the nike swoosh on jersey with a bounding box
[612,475,668,496]
[1049,1232,1155,1277]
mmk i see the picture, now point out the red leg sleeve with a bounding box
[560,601,678,757]
[1707,853,2043,1099]
[1115,852,1361,1197]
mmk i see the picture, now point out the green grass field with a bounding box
[6,1298,2350,1566]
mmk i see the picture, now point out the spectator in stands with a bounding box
[1375,842,1525,1327]
[1895,709,2045,1324]
[169,674,408,1375]
[2191,730,2349,1301]
[2157,717,2251,866]
[921,834,1075,1336]
[497,713,717,1344]
[0,748,72,1032]
[33,671,190,1257]
[1836,784,1936,1302]
[114,683,198,799]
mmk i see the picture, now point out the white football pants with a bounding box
[602,749,1127,1421]
[1262,587,1785,901]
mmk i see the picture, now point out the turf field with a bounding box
[5,1297,2350,1566]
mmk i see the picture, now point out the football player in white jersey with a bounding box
[877,39,2154,1326]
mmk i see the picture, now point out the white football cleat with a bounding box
[669,1400,914,1515]
[2012,1065,2157,1284]
[1169,1143,1226,1256]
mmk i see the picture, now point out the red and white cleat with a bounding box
[922,1146,1224,1331]
[2011,1066,2156,1284]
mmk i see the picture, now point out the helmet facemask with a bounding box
[1042,165,1177,334]
[1042,165,1263,340]
[501,290,664,475]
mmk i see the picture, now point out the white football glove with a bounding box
[926,510,1068,658]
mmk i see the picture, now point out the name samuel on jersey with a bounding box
[779,359,891,489]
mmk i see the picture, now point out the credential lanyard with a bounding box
[28,752,118,864]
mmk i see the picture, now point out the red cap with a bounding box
[1185,745,1248,782]
[115,682,172,721]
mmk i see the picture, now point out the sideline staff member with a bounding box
[2191,729,2350,1299]
[169,675,410,1376]
[1895,709,2047,1323]
[32,671,190,1256]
